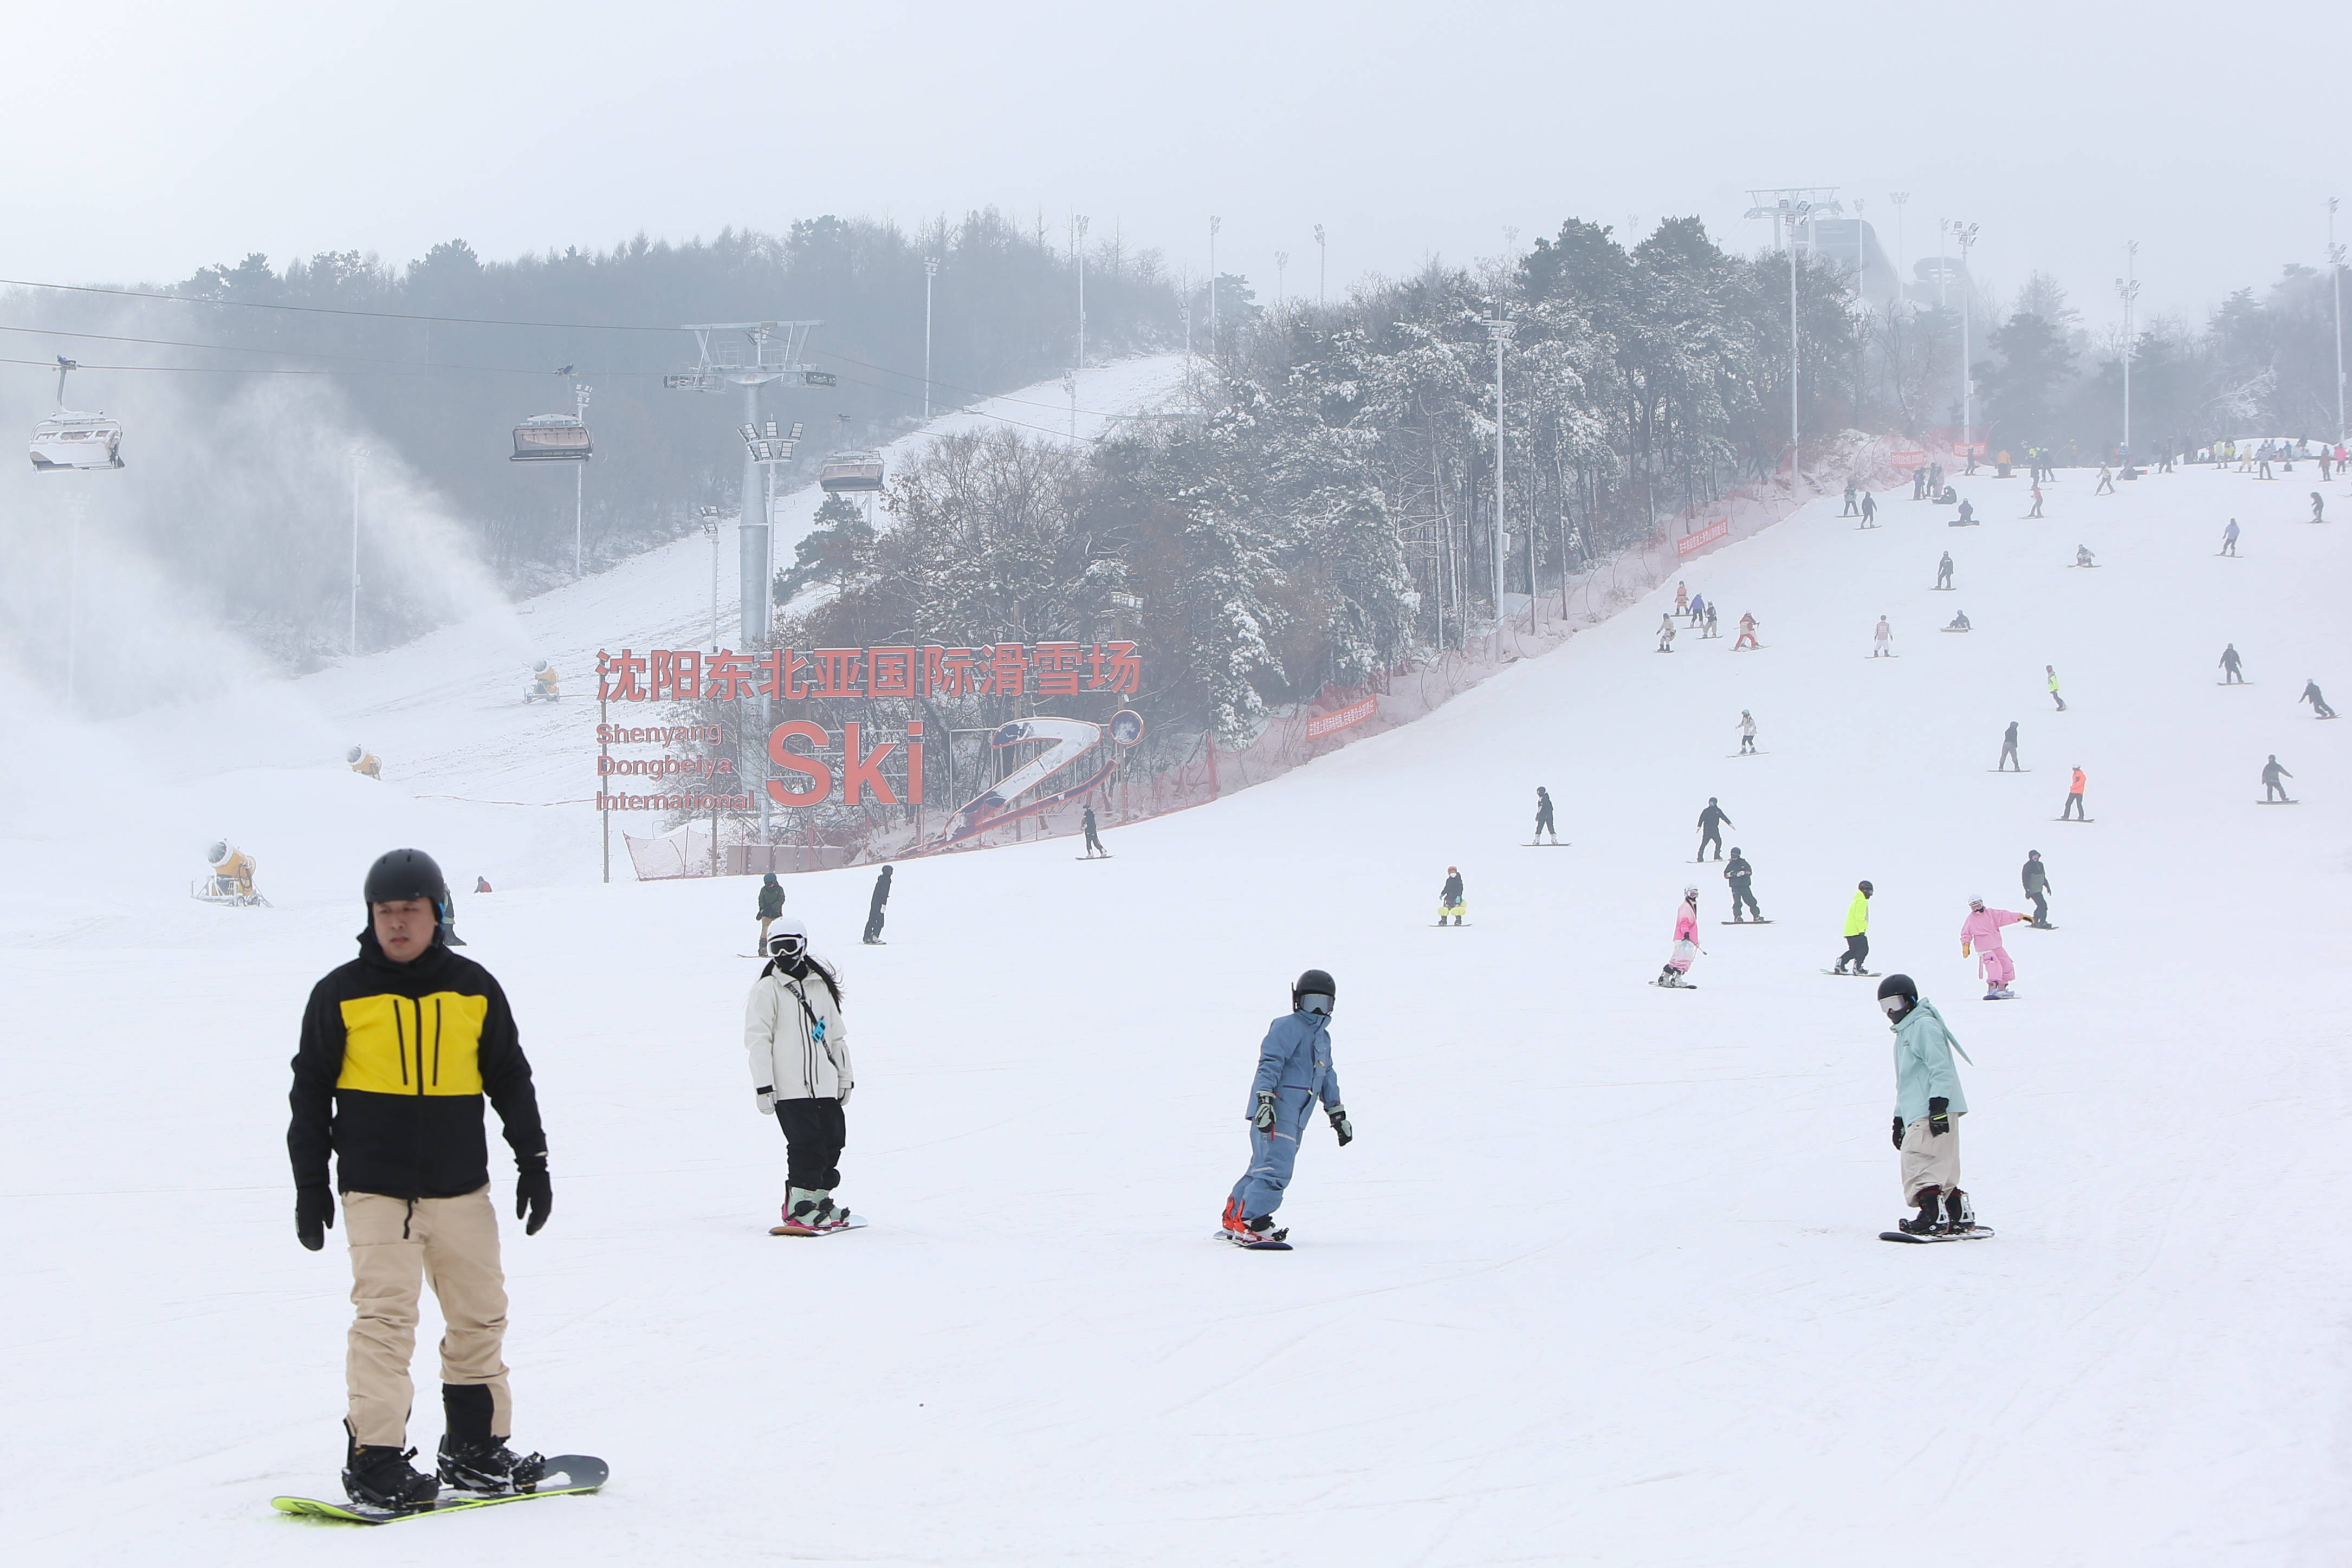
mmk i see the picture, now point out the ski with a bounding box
[769,1217,871,1236]
[271,1456,607,1525]
[1878,1227,1995,1245]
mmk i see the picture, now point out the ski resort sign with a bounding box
[594,642,1141,702]
[1675,517,1729,558]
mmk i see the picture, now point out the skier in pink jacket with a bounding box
[1658,886,1702,987]
[1959,897,2025,1000]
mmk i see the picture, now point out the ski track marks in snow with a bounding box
[2,459,2349,1565]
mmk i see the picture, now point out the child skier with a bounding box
[1877,974,1986,1237]
[1704,602,1720,638]
[1737,710,1758,753]
[1533,787,1559,844]
[744,919,856,1235]
[2021,851,2052,926]
[1725,848,1762,923]
[1657,614,1677,653]
[1437,867,1466,925]
[1657,886,1701,987]
[1833,880,1874,974]
[1221,969,1350,1246]
[1872,616,1893,657]
[1959,897,2025,1000]
[1734,612,1760,651]
[2221,518,2240,555]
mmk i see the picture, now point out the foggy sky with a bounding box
[5,0,2341,335]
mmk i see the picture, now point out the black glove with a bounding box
[515,1151,552,1236]
[296,1184,335,1252]
[1891,1116,1905,1150]
[1253,1090,1278,1131]
[1327,1105,1354,1146]
[1928,1097,1951,1138]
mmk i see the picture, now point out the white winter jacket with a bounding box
[744,961,852,1101]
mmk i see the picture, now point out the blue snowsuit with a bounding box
[1228,1011,1343,1221]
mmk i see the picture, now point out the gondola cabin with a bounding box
[511,414,593,462]
[819,450,884,493]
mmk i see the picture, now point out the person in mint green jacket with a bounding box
[1877,973,1982,1236]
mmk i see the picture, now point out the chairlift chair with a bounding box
[510,413,592,462]
[30,358,123,472]
[819,450,884,493]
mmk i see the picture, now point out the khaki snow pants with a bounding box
[344,1187,510,1446]
[1900,1116,1962,1204]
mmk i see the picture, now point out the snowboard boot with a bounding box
[1220,1196,1250,1240]
[1992,986,2014,1000]
[1237,1214,1288,1245]
[778,1185,826,1234]
[1898,1188,1944,1236]
[806,1189,853,1232]
[437,1384,545,1495]
[343,1423,440,1509]
[1942,1189,1978,1234]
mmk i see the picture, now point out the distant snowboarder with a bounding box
[1704,602,1720,638]
[1737,710,1757,754]
[756,871,785,949]
[1688,591,1706,625]
[1080,804,1107,858]
[1841,479,1859,517]
[2219,644,2245,684]
[2027,482,2044,518]
[2221,518,2240,555]
[1833,880,1874,974]
[863,864,893,944]
[1912,466,1928,501]
[1220,969,1349,1247]
[2313,492,2327,523]
[474,876,493,895]
[1696,798,1733,861]
[1877,974,1984,1238]
[1438,867,1466,926]
[2262,755,2295,802]
[2094,464,2115,495]
[2020,851,2051,926]
[1998,720,2021,771]
[1871,615,1893,657]
[1533,787,1559,844]
[1657,886,1702,987]
[1657,614,1677,653]
[1725,848,1763,923]
[2075,545,2096,567]
[1675,580,1690,617]
[1945,610,1971,631]
[1861,491,1878,527]
[2302,679,2337,718]
[1935,551,1954,589]
[1734,612,1760,651]
[1960,897,2024,1000]
[1954,497,1976,526]
[2047,665,2067,711]
[2062,766,2088,820]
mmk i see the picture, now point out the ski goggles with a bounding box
[1298,993,1333,1016]
[768,934,808,957]
[1878,993,1912,1018]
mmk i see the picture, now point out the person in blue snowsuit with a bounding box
[1221,968,1352,1245]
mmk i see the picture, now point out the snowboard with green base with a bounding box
[272,1455,606,1525]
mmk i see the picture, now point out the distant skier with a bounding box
[2027,481,2044,518]
[2062,766,2088,820]
[1675,580,1690,617]
[863,864,893,944]
[348,745,382,780]
[1221,969,1349,1247]
[2219,643,2245,684]
[1737,710,1757,754]
[745,919,855,1236]
[1954,497,1975,526]
[1657,614,1677,653]
[1533,787,1559,844]
[2302,679,2337,718]
[1998,720,2021,771]
[2262,755,2295,802]
[1833,880,1875,974]
[2075,545,2096,567]
[2221,518,2240,555]
[1725,848,1763,923]
[1438,867,1466,926]
[1080,803,1107,858]
[1946,610,1972,631]
[1687,591,1706,625]
[1935,551,1954,589]
[2094,463,2115,495]
[1960,896,2025,1000]
[2313,492,2327,523]
[1841,479,1859,517]
[1734,612,1760,651]
[1912,465,1928,501]
[1703,601,1720,639]
[756,871,785,950]
[1861,491,1878,527]
[1877,974,1983,1237]
[2046,665,2067,711]
[474,876,493,894]
[1657,886,1702,987]
[1871,615,1893,657]
[1695,797,1733,861]
[2020,850,2052,926]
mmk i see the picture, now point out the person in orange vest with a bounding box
[2062,766,2088,821]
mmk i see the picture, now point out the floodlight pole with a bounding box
[1314,224,1326,308]
[572,381,591,576]
[923,257,939,422]
[1483,318,1514,660]
[2115,242,2140,459]
[1789,201,1810,465]
[1952,223,1979,464]
[1208,216,1221,344]
[1074,215,1089,374]
[1275,251,1288,313]
[1890,192,1909,308]
[2330,198,2345,445]
[349,448,364,656]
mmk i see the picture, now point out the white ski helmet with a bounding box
[763,918,810,960]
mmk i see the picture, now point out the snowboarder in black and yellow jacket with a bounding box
[287,847,550,1511]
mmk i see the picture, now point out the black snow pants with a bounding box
[1729,878,1761,921]
[1838,934,1870,972]
[864,904,887,943]
[775,1097,847,1189]
[2027,887,2049,924]
[1699,826,1723,860]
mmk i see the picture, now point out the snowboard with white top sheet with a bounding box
[769,1217,870,1237]
[1879,1227,1995,1245]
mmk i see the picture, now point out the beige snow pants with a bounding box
[1899,1116,1962,1203]
[344,1187,511,1446]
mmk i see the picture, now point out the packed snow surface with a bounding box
[4,451,2346,1565]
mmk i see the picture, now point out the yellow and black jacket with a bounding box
[288,930,545,1199]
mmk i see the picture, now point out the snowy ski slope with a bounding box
[3,455,2346,1565]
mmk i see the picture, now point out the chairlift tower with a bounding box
[665,321,833,649]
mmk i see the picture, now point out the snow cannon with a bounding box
[348,747,382,779]
[528,660,560,702]
[196,840,264,906]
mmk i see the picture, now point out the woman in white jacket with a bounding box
[744,919,856,1234]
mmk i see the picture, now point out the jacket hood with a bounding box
[1895,996,1973,1062]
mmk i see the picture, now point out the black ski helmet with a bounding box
[1876,973,1919,1019]
[1292,968,1337,1013]
[1858,879,1874,896]
[365,847,448,915]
